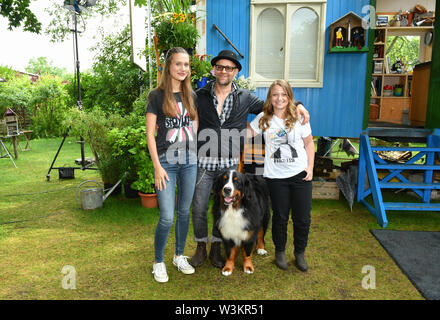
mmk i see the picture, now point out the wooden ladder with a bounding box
[357,128,440,228]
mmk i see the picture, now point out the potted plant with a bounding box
[154,11,199,54]
[107,126,146,198]
[234,75,257,92]
[191,54,213,89]
[132,152,158,208]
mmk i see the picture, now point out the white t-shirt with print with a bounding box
[250,112,312,179]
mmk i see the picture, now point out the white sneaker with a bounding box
[152,262,168,283]
[173,255,195,274]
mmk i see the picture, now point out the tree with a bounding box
[25,57,69,79]
[386,36,421,70]
[0,0,42,33]
[64,25,148,114]
[44,0,125,42]
[0,72,33,116]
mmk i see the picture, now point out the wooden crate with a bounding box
[312,180,340,199]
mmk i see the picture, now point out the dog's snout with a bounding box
[223,187,232,195]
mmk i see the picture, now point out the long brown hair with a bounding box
[259,80,298,132]
[157,47,197,120]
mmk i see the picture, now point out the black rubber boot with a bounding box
[294,252,308,272]
[209,242,225,268]
[275,251,288,270]
[189,242,207,267]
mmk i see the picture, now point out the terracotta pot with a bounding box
[139,192,158,208]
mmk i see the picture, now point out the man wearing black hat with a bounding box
[189,50,309,268]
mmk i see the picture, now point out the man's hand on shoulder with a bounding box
[296,104,310,125]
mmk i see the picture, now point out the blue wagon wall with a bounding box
[206,0,371,138]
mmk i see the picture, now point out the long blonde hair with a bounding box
[259,80,298,132]
[157,47,197,120]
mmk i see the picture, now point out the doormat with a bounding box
[370,229,440,300]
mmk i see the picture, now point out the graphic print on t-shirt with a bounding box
[165,101,194,143]
[269,128,297,163]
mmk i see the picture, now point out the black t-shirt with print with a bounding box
[146,89,196,157]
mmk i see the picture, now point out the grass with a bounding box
[0,137,439,300]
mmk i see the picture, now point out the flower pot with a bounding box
[196,76,210,89]
[139,192,158,208]
[124,182,139,199]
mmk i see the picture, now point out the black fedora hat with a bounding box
[211,50,242,71]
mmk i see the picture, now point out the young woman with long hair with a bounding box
[249,79,314,272]
[146,47,198,282]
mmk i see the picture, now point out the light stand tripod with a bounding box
[46,1,97,181]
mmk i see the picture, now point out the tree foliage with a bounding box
[0,72,33,116]
[64,25,149,114]
[44,0,125,42]
[386,36,421,70]
[0,0,42,33]
[25,57,69,79]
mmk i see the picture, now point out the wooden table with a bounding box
[18,130,33,151]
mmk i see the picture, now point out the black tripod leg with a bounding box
[46,126,71,181]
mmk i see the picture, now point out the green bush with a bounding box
[29,75,71,138]
[0,73,33,117]
[67,108,128,184]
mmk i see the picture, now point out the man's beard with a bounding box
[216,77,233,87]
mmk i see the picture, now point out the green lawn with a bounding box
[0,137,438,300]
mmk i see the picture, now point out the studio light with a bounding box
[63,0,97,13]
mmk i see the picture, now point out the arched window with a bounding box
[251,1,327,88]
[256,8,284,79]
[289,7,318,80]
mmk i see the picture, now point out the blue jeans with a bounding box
[191,165,238,243]
[154,150,197,263]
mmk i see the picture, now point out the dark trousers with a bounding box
[265,171,312,254]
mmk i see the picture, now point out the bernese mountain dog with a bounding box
[213,170,271,276]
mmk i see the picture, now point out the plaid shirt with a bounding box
[198,82,240,171]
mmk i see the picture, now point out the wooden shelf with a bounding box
[369,26,431,124]
[373,73,413,76]
[382,96,411,99]
[375,26,433,31]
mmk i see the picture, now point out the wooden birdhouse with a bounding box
[4,108,19,136]
[329,11,367,53]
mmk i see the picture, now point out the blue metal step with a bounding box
[375,164,440,170]
[379,182,440,189]
[372,146,440,152]
[383,202,440,211]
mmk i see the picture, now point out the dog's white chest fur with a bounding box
[218,207,249,246]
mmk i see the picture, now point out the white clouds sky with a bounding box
[0,0,130,73]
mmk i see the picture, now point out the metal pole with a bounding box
[73,12,86,169]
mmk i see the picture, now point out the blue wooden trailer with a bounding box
[197,0,440,227]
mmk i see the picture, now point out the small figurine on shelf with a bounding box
[392,58,403,74]
[336,28,343,47]
[352,29,362,49]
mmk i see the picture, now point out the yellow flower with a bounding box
[180,16,185,22]
[173,13,178,18]
[170,18,174,23]
[179,13,185,18]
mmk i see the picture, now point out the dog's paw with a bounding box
[244,269,254,274]
[256,248,268,256]
[222,270,232,276]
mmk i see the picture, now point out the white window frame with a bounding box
[250,0,327,88]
